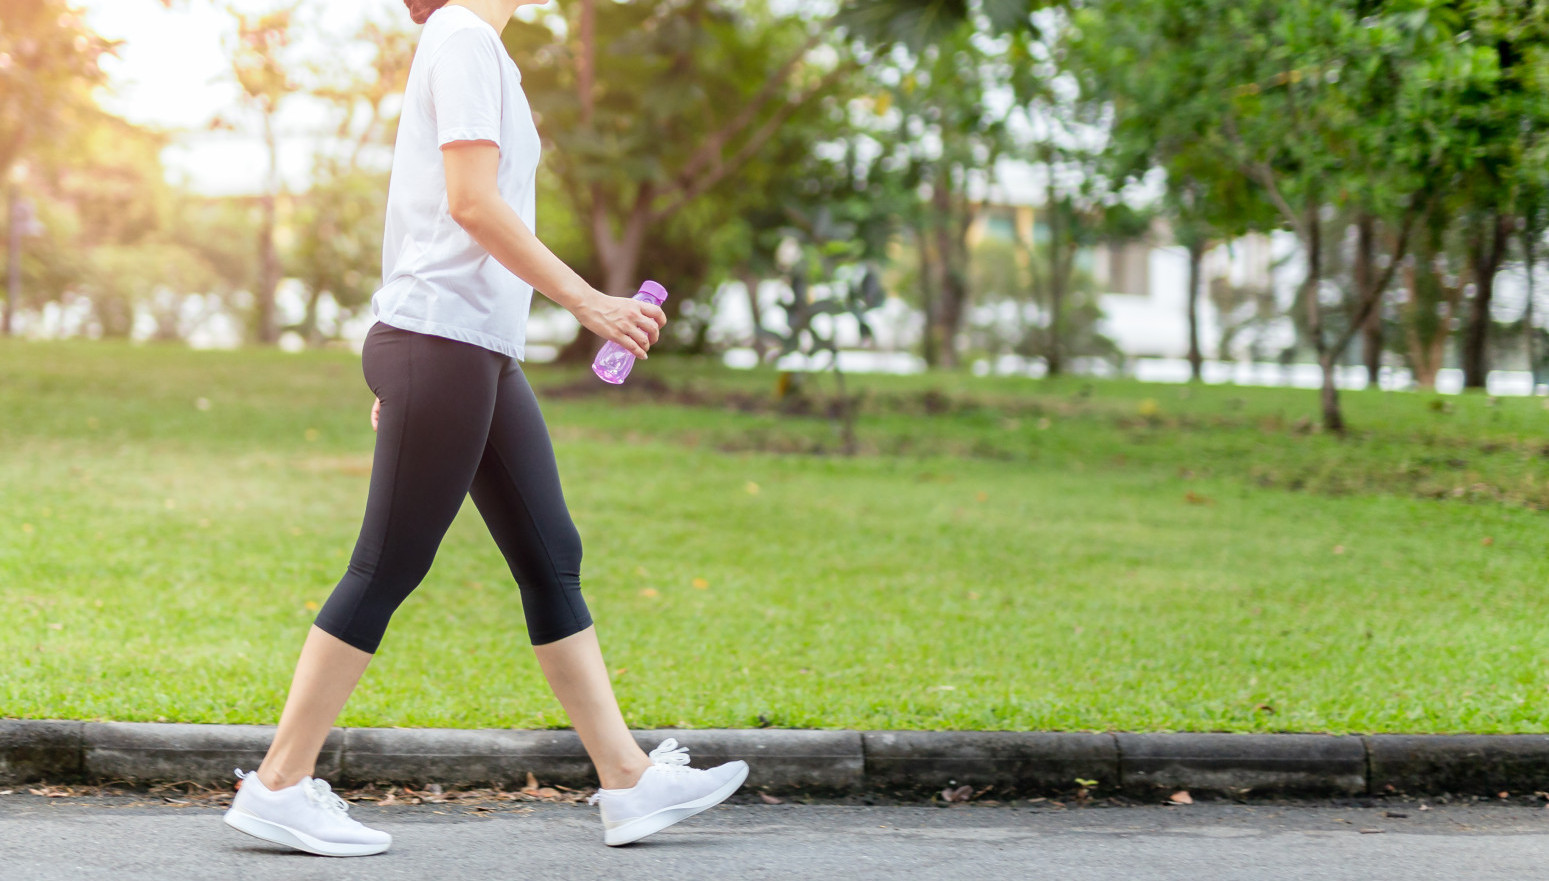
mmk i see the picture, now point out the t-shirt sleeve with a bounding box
[428,28,504,149]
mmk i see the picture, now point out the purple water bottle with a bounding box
[592,280,669,384]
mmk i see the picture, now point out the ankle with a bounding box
[597,756,652,791]
[256,763,310,792]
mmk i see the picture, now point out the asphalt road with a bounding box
[4,791,1549,880]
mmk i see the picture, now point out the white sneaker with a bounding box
[223,768,391,857]
[587,738,750,846]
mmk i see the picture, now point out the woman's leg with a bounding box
[255,626,371,789]
[468,358,650,790]
[257,324,505,789]
[533,627,651,789]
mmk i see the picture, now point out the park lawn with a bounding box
[3,338,1549,733]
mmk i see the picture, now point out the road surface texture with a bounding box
[4,790,1549,879]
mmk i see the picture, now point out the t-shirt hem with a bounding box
[373,312,526,361]
[439,127,502,148]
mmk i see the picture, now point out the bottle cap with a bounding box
[639,280,669,303]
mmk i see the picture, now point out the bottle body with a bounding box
[592,281,669,384]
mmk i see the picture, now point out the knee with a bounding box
[553,519,583,575]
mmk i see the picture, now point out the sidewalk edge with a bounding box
[5,720,1548,798]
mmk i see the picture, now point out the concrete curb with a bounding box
[1116,733,1366,796]
[4,720,1549,798]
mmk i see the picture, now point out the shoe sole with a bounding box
[602,762,751,846]
[223,807,391,857]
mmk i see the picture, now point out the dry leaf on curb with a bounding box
[1168,790,1193,805]
[758,792,783,805]
[941,784,975,803]
[29,786,72,798]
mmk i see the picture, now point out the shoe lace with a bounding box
[302,778,352,816]
[648,737,692,769]
[586,738,694,805]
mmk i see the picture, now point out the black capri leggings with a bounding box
[314,322,592,654]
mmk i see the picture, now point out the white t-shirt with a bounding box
[371,4,541,359]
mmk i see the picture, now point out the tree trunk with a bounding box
[742,268,768,362]
[832,362,856,456]
[930,169,966,369]
[1527,224,1539,389]
[1401,260,1429,389]
[1045,183,1065,377]
[1318,351,1343,433]
[1461,211,1510,390]
[255,112,281,345]
[1400,213,1458,392]
[1301,203,1341,431]
[301,287,324,347]
[1401,258,1448,392]
[555,187,653,364]
[915,217,939,369]
[1355,214,1381,386]
[1185,237,1204,382]
[1047,252,1066,377]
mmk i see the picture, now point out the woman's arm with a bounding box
[442,140,665,360]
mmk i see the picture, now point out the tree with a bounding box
[0,0,117,334]
[224,4,302,345]
[1072,7,1275,381]
[756,206,887,455]
[836,0,1048,369]
[871,29,1016,368]
[1521,170,1549,387]
[1072,0,1494,431]
[0,1,114,185]
[503,0,855,362]
[289,160,387,345]
[288,16,415,346]
[1451,1,1549,389]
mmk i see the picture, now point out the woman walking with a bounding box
[222,0,748,856]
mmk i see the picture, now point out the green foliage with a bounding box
[1016,238,1115,365]
[759,210,887,362]
[501,0,856,333]
[0,0,117,178]
[854,24,1023,367]
[227,4,299,114]
[1069,0,1549,421]
[288,158,388,340]
[757,207,887,453]
[835,0,1048,51]
[168,195,262,300]
[82,243,218,339]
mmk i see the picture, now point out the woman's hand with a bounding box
[371,397,381,432]
[574,292,667,360]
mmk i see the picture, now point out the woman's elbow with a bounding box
[448,197,484,231]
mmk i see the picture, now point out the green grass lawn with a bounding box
[4,339,1549,733]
